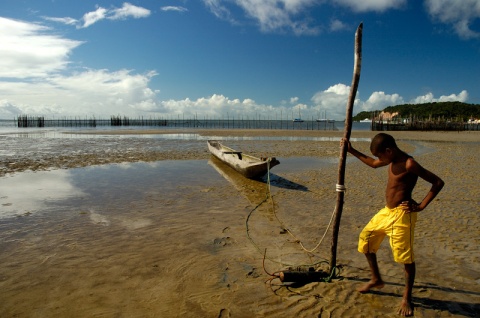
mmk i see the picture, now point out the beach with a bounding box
[0,129,479,317]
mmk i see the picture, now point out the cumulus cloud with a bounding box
[425,0,480,39]
[361,91,405,112]
[411,90,468,104]
[0,69,160,118]
[332,0,406,12]
[0,17,83,78]
[0,17,161,119]
[308,85,469,119]
[159,94,278,118]
[311,83,354,119]
[290,97,299,104]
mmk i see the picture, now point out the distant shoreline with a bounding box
[0,128,478,177]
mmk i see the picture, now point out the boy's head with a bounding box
[370,133,397,156]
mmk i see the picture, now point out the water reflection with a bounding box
[0,155,337,220]
[0,160,225,221]
[0,170,84,218]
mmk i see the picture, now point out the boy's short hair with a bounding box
[370,133,397,154]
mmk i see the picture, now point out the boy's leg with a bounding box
[398,262,415,317]
[358,253,385,292]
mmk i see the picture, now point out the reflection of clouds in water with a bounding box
[89,209,110,226]
[92,161,161,171]
[116,161,161,170]
[0,170,84,219]
[89,209,151,229]
[121,218,152,230]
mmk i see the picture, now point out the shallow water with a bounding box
[0,155,338,220]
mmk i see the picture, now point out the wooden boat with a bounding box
[207,140,280,179]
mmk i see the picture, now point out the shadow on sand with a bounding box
[208,157,308,202]
[346,277,480,317]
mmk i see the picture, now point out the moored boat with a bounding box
[207,140,280,179]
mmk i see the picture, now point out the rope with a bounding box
[336,184,346,192]
[245,159,288,266]
[245,157,341,271]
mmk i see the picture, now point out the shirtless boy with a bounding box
[342,133,444,317]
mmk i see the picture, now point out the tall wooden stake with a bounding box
[329,23,363,275]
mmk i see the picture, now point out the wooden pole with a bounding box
[329,23,363,274]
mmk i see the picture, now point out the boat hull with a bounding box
[207,140,279,179]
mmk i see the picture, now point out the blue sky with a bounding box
[0,0,479,120]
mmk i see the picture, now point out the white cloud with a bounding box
[203,0,479,39]
[109,2,151,20]
[411,90,468,104]
[159,94,277,118]
[81,6,108,28]
[0,69,160,118]
[425,0,480,39]
[330,19,349,32]
[203,0,236,23]
[43,16,78,25]
[161,6,188,13]
[309,86,469,119]
[361,91,404,112]
[333,0,406,12]
[311,83,354,119]
[44,3,150,28]
[0,17,83,78]
[203,0,321,35]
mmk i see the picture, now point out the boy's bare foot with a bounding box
[398,299,414,316]
[357,279,385,293]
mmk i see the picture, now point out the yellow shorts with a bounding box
[358,206,417,264]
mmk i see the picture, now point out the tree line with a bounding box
[353,102,480,122]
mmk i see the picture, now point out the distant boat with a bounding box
[359,118,372,123]
[207,140,280,179]
[293,108,304,122]
[316,119,335,123]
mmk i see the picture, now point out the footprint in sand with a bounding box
[213,237,235,246]
[218,308,230,317]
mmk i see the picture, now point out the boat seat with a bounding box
[223,151,242,160]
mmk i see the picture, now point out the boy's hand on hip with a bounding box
[400,200,422,213]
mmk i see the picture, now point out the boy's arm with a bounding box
[406,158,445,211]
[342,139,388,168]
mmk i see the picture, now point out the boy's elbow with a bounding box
[371,162,386,169]
[439,179,445,188]
[436,178,445,191]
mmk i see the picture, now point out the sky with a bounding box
[0,0,479,120]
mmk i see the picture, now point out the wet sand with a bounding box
[0,129,479,317]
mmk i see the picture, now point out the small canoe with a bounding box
[207,140,280,179]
